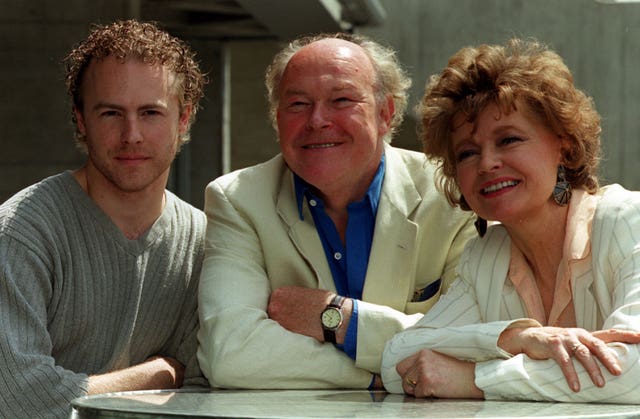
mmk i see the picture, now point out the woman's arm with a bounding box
[381,273,522,393]
[396,349,483,399]
[497,326,640,392]
[476,189,640,403]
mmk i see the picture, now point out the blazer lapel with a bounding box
[362,146,421,310]
[276,167,335,291]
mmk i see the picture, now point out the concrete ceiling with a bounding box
[140,0,386,40]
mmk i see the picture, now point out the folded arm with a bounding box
[383,207,640,403]
[0,237,185,418]
[88,356,184,394]
[197,182,373,389]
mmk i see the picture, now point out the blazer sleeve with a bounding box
[355,182,478,373]
[197,180,373,389]
[381,274,526,393]
[476,189,640,403]
[381,227,538,394]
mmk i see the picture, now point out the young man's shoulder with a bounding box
[0,172,83,259]
[1,171,76,225]
[165,189,206,227]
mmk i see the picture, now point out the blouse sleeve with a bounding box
[381,231,528,394]
[477,187,640,403]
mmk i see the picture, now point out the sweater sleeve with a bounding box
[0,234,88,418]
[162,252,208,388]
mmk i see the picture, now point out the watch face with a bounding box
[321,307,342,329]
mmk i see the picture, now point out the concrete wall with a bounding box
[2,0,639,208]
[227,40,282,171]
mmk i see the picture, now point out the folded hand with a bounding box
[499,327,640,392]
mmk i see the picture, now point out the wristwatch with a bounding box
[320,294,345,344]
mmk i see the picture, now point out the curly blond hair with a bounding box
[64,19,206,152]
[418,38,601,209]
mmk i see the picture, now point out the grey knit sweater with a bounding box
[0,171,206,418]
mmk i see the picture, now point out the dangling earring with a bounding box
[553,165,572,206]
[474,217,487,237]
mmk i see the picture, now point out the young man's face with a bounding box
[75,56,190,194]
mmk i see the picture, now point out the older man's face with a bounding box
[276,38,392,203]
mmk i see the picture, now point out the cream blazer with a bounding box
[197,144,475,389]
[382,184,640,403]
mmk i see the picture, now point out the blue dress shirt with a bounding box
[294,154,385,362]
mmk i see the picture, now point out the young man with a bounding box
[0,20,207,417]
[197,33,476,389]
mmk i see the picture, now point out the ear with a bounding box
[74,107,87,136]
[558,135,571,165]
[179,104,193,134]
[377,95,395,136]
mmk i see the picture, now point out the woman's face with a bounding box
[451,103,563,226]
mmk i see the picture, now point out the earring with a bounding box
[474,217,487,237]
[553,166,572,206]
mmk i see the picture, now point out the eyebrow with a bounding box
[281,83,360,96]
[91,102,167,111]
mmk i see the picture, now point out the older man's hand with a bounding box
[268,286,352,344]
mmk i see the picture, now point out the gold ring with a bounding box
[570,343,581,354]
[405,375,417,387]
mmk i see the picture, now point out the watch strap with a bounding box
[322,294,345,344]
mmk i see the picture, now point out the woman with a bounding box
[381,38,640,403]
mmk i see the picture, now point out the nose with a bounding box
[121,116,143,144]
[478,149,502,173]
[307,103,331,130]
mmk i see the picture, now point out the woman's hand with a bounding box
[396,349,484,399]
[498,327,640,392]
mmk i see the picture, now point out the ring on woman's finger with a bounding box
[570,343,582,354]
[405,375,417,388]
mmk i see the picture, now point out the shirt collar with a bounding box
[563,188,598,260]
[293,153,386,220]
[507,188,599,326]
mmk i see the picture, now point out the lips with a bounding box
[481,180,520,195]
[302,142,339,149]
[116,154,148,160]
[114,155,150,166]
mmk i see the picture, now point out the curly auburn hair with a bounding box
[264,32,411,143]
[418,38,601,209]
[64,19,206,151]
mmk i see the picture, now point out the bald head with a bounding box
[285,38,376,77]
[278,38,377,102]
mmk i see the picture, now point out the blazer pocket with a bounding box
[405,279,442,315]
[412,278,441,302]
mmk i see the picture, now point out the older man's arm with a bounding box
[197,181,373,389]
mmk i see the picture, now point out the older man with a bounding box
[197,33,475,389]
